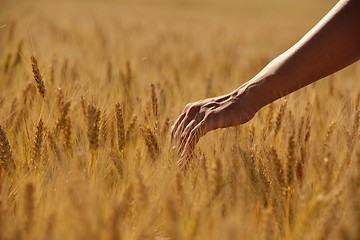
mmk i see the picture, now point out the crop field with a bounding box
[1,0,360,239]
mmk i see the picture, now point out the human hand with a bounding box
[171,87,258,166]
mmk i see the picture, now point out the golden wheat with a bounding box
[0,1,359,239]
[30,56,46,99]
[115,102,125,153]
[31,119,45,170]
[0,125,15,174]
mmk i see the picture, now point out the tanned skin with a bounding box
[171,0,360,159]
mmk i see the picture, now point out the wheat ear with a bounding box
[30,56,46,99]
[0,125,15,173]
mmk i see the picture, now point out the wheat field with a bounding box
[1,0,360,239]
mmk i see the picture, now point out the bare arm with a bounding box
[246,0,360,108]
[171,0,360,164]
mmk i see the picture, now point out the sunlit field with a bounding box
[2,0,360,239]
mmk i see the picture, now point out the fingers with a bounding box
[171,112,185,144]
[171,104,200,144]
[179,119,197,147]
[177,121,205,170]
[179,111,205,144]
[180,120,206,158]
[173,116,189,143]
[171,101,219,168]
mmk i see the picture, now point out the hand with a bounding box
[171,87,258,165]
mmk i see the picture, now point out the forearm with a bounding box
[172,0,360,159]
[239,0,360,110]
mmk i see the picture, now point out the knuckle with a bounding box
[204,110,215,120]
[184,100,202,111]
[203,101,219,109]
[187,105,200,115]
[184,103,193,111]
[178,113,185,120]
[199,107,207,115]
[170,125,176,134]
[197,111,205,120]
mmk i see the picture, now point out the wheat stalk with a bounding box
[109,205,121,240]
[322,122,335,158]
[54,102,70,135]
[115,103,125,153]
[286,131,296,187]
[31,119,45,170]
[269,147,285,188]
[24,182,35,234]
[99,111,108,144]
[274,99,287,137]
[107,61,113,83]
[56,88,64,112]
[0,125,15,173]
[22,83,36,106]
[30,56,46,99]
[262,208,274,240]
[209,158,222,199]
[12,39,23,68]
[0,97,3,111]
[125,60,132,88]
[161,116,170,138]
[50,59,56,84]
[248,124,255,147]
[135,172,148,211]
[140,124,159,161]
[87,104,101,152]
[80,96,87,117]
[61,58,68,81]
[3,52,11,74]
[165,197,180,240]
[109,150,124,179]
[150,83,159,129]
[126,115,137,142]
[47,131,62,162]
[43,212,56,240]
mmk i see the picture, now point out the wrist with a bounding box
[238,72,282,112]
[232,81,264,115]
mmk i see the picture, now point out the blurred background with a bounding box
[4,1,360,240]
[0,0,339,103]
[1,0,337,76]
